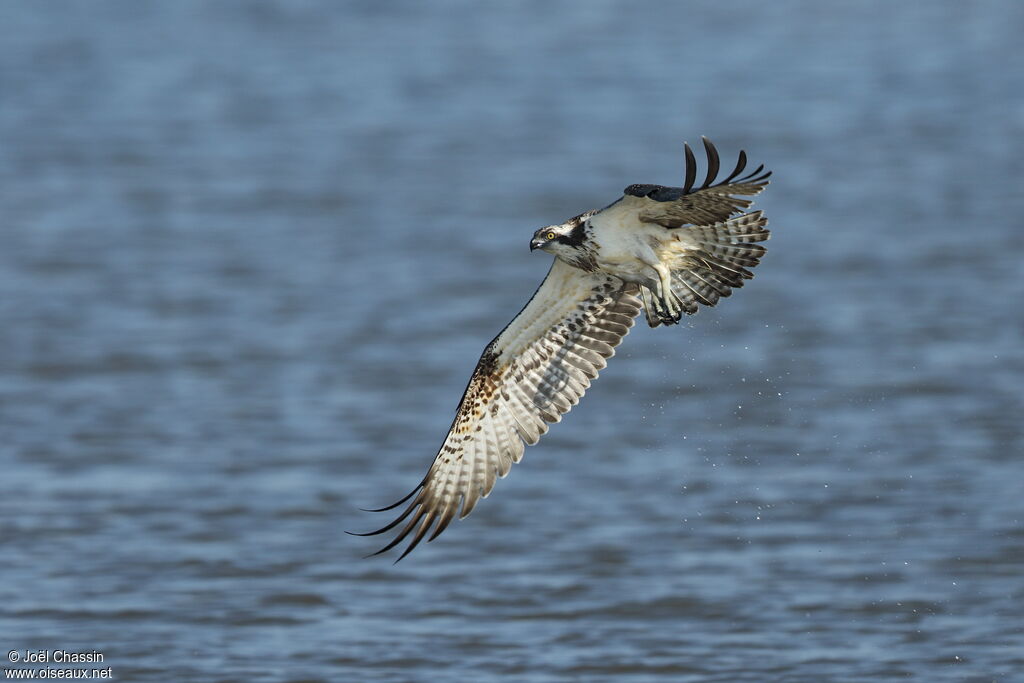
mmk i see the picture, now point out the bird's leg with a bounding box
[642,281,677,327]
[650,263,683,324]
[639,286,662,327]
[636,249,683,324]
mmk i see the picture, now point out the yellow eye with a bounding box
[546,231,556,240]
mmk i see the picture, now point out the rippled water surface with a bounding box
[2,2,1022,681]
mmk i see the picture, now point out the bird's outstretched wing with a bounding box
[623,137,771,227]
[352,260,643,560]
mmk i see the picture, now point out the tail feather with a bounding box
[649,210,770,325]
[692,253,754,282]
[672,271,721,309]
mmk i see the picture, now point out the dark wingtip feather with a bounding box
[358,482,424,512]
[394,514,438,562]
[700,137,720,189]
[366,507,428,558]
[347,499,421,537]
[366,544,397,559]
[346,526,397,538]
[738,163,765,182]
[428,500,460,542]
[359,518,420,558]
[681,142,697,195]
[722,149,748,184]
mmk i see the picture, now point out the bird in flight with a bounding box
[353,138,772,560]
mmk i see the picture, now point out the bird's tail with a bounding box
[646,210,770,327]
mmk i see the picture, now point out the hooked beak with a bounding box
[530,237,546,251]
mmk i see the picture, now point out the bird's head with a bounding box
[529,225,565,253]
[529,212,591,256]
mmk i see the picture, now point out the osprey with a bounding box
[353,138,771,560]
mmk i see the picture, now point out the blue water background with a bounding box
[1,2,1022,681]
